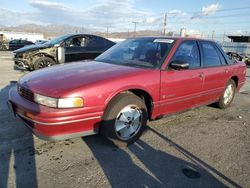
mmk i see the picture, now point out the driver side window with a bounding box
[171,41,200,69]
[63,37,86,47]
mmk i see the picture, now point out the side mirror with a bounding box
[170,60,189,70]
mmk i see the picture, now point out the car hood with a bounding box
[13,43,53,53]
[19,61,149,97]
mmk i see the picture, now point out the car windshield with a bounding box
[95,38,175,69]
[44,34,72,45]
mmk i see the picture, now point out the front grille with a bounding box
[18,85,34,102]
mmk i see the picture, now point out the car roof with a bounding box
[61,33,107,38]
[128,36,213,43]
[58,33,114,43]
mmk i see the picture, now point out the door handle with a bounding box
[199,73,204,79]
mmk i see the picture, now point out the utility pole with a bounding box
[163,13,167,35]
[222,32,225,46]
[132,21,138,37]
[212,30,215,40]
[106,26,109,38]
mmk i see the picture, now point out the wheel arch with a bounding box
[31,52,57,63]
[104,88,154,120]
[127,89,153,119]
[230,75,238,88]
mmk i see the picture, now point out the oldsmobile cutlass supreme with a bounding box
[8,37,246,146]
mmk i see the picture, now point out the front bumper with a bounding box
[8,87,103,140]
[13,57,29,70]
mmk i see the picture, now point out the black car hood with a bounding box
[13,43,53,53]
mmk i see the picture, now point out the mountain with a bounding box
[0,24,163,39]
[0,24,91,38]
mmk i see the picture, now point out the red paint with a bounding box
[9,38,246,140]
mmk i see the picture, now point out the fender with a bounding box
[30,50,57,63]
[104,85,154,107]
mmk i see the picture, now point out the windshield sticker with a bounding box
[154,39,174,43]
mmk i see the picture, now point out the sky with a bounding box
[0,0,250,37]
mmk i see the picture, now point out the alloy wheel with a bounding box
[115,105,142,140]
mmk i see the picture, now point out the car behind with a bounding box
[13,34,115,70]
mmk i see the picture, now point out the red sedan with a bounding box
[8,37,246,146]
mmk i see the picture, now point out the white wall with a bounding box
[107,38,125,43]
[0,31,44,42]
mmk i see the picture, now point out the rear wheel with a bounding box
[33,56,55,70]
[217,79,236,109]
[100,93,148,147]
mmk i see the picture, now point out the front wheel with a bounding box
[33,56,56,70]
[100,93,148,147]
[217,79,236,109]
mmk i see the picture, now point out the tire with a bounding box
[33,56,55,70]
[217,79,236,109]
[100,93,148,147]
[245,59,250,66]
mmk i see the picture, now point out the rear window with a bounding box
[201,41,221,67]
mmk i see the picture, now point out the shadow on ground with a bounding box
[0,82,37,188]
[83,127,241,188]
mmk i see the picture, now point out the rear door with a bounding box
[64,36,113,62]
[84,36,115,59]
[198,41,230,104]
[159,40,204,114]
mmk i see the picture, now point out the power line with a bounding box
[167,21,250,25]
[201,13,250,19]
[167,6,250,15]
[157,6,250,19]
[202,6,250,13]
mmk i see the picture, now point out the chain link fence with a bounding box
[221,42,250,55]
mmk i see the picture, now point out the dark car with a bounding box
[8,37,246,146]
[13,34,115,70]
[226,52,243,61]
[226,51,250,66]
[8,39,34,51]
[35,40,48,45]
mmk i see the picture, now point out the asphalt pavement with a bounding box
[0,51,249,188]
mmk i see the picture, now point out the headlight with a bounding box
[34,93,58,108]
[34,93,84,108]
[58,97,84,108]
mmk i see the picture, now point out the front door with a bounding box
[64,36,87,62]
[159,40,204,115]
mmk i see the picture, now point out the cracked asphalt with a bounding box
[0,51,249,188]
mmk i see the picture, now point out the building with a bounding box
[221,35,250,55]
[0,31,44,42]
[227,35,250,43]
